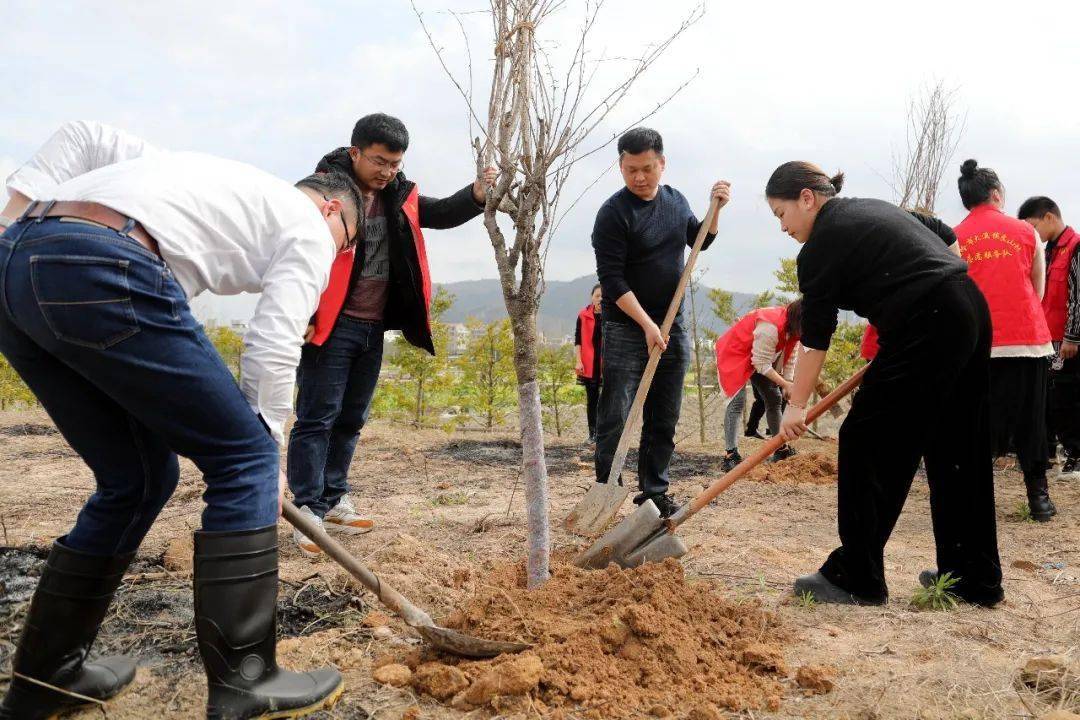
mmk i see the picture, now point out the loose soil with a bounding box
[0,407,1077,719]
[746,452,838,485]
[375,558,789,717]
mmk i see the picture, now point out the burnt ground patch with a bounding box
[0,546,367,675]
[0,423,58,437]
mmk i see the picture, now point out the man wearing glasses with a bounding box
[288,113,496,555]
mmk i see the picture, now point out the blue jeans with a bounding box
[594,321,689,502]
[287,316,383,517]
[0,218,279,556]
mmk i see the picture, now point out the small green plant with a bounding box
[1013,502,1035,523]
[429,491,471,507]
[909,572,961,611]
[796,590,817,609]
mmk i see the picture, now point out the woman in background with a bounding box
[575,284,603,443]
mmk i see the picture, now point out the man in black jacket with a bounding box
[288,113,495,555]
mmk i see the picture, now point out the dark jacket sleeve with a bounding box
[574,316,582,345]
[909,211,957,247]
[796,246,840,351]
[1066,246,1080,344]
[592,203,632,302]
[417,184,484,230]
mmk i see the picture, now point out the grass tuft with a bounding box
[910,572,961,611]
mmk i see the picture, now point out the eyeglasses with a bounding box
[323,195,356,251]
[357,149,404,174]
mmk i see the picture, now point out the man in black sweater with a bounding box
[591,127,730,517]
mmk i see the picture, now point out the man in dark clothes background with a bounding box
[591,127,730,517]
[288,113,496,555]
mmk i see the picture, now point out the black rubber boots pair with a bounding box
[1,527,342,719]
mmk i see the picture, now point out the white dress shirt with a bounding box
[6,120,336,444]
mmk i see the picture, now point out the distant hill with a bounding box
[438,275,760,342]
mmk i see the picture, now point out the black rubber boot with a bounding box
[195,526,343,720]
[0,540,137,720]
[1024,474,1057,522]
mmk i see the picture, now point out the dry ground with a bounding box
[0,407,1078,719]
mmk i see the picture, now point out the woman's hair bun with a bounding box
[829,172,845,194]
[960,159,978,179]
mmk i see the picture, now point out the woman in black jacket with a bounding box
[765,161,1003,608]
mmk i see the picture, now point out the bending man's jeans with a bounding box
[287,316,383,518]
[594,321,689,503]
[0,219,279,556]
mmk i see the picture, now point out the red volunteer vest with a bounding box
[714,306,798,397]
[310,186,432,347]
[1042,226,1080,342]
[860,324,879,361]
[954,205,1050,348]
[576,305,600,380]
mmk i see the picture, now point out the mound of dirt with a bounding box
[375,559,789,717]
[747,452,837,485]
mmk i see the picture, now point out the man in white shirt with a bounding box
[0,121,356,720]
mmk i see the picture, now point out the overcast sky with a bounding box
[3,0,1078,321]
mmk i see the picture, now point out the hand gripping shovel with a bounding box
[564,197,722,537]
[282,500,529,658]
[574,364,870,569]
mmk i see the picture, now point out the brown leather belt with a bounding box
[20,200,160,257]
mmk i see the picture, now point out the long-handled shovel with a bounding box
[282,500,529,658]
[574,363,870,569]
[564,196,722,537]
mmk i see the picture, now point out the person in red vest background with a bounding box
[1018,196,1080,482]
[954,161,1056,521]
[575,284,604,443]
[287,114,497,556]
[715,300,802,471]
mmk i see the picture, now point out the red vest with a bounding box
[954,205,1050,347]
[860,324,879,361]
[1042,226,1080,342]
[577,305,601,380]
[714,306,798,397]
[310,186,431,347]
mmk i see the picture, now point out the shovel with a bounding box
[282,500,529,658]
[564,196,722,537]
[574,363,869,569]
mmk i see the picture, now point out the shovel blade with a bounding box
[417,624,531,659]
[622,532,688,568]
[574,499,666,569]
[564,482,632,537]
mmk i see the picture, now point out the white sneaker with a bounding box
[292,505,324,558]
[324,494,374,535]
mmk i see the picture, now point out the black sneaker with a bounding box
[1060,456,1080,480]
[744,427,765,439]
[721,450,743,473]
[770,444,797,462]
[650,493,681,519]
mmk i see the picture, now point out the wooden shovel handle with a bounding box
[671,363,870,525]
[606,197,721,484]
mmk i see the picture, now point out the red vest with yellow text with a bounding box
[310,186,431,347]
[1043,226,1080,342]
[953,205,1050,347]
[714,306,798,397]
[576,305,600,380]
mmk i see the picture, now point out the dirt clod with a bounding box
[747,452,837,484]
[412,662,470,700]
[795,664,836,694]
[459,653,543,706]
[687,703,722,720]
[373,663,413,688]
[401,704,421,720]
[162,535,193,573]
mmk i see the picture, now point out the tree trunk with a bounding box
[552,378,562,437]
[509,310,550,588]
[416,377,424,426]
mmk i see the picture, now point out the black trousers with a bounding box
[989,356,1049,480]
[582,379,601,438]
[746,381,766,433]
[820,276,1003,605]
[1048,354,1080,459]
